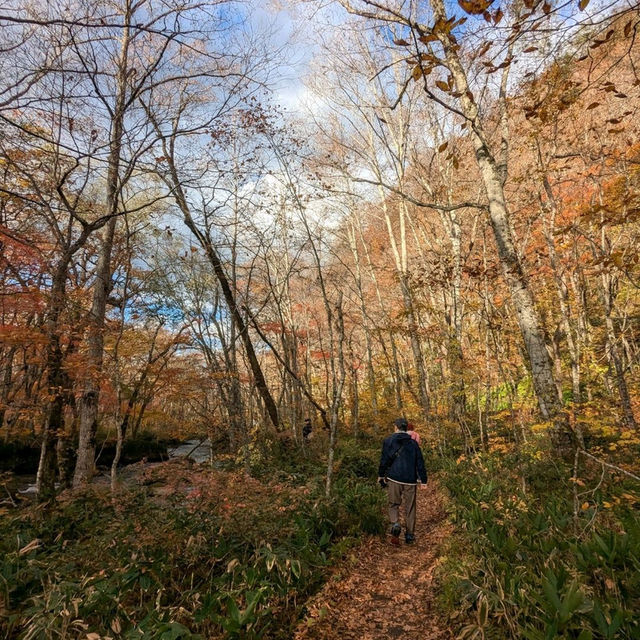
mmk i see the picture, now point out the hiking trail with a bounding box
[295,479,454,640]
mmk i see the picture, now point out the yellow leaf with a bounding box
[412,65,423,81]
[438,141,449,153]
[603,501,612,508]
[581,502,590,510]
[436,79,449,92]
[579,0,590,10]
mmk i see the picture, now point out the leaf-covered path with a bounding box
[295,480,454,640]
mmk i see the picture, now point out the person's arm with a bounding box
[416,444,428,485]
[378,439,390,481]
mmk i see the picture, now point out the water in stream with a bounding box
[9,439,212,497]
[167,439,212,464]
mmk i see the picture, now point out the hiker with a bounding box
[377,417,428,545]
[302,417,312,440]
[407,421,421,445]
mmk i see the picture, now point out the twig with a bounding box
[2,483,17,507]
[579,449,640,483]
[577,463,606,499]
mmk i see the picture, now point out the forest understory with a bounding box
[2,0,640,637]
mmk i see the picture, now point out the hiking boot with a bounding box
[390,522,401,546]
[405,533,415,544]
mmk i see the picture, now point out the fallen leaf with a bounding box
[19,539,42,555]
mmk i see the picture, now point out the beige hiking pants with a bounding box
[387,480,417,535]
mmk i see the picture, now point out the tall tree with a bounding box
[338,0,574,447]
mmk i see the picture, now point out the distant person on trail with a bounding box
[302,417,312,440]
[378,417,428,545]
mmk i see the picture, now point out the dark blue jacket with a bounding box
[378,432,427,485]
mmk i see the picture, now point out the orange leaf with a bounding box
[457,0,493,16]
[477,41,493,58]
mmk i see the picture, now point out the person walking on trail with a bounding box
[378,417,428,545]
[302,417,312,440]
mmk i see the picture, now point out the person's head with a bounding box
[394,417,408,432]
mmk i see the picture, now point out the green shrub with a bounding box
[439,451,640,639]
[337,439,379,479]
[0,454,385,640]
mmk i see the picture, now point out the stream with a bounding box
[6,439,212,498]
[167,439,212,464]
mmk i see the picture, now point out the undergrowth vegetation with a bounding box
[0,439,385,640]
[438,446,640,640]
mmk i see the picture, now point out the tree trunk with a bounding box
[601,271,637,430]
[379,189,430,423]
[430,0,566,447]
[74,217,118,487]
[400,274,431,422]
[326,294,346,497]
[350,359,360,438]
[0,346,16,434]
[36,257,72,500]
[447,213,466,422]
[74,7,130,487]
[539,168,581,404]
[163,160,280,430]
[349,219,379,429]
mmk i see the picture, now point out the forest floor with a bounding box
[294,479,454,640]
